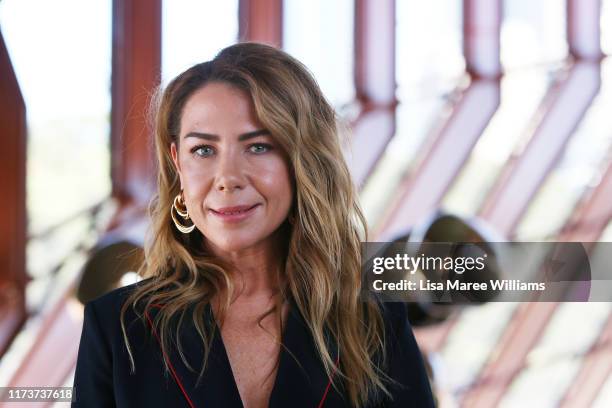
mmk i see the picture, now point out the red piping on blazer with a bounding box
[145,303,196,408]
[318,354,341,408]
[144,303,340,407]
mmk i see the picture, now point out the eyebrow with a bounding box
[184,129,270,142]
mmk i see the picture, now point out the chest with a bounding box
[217,304,288,408]
[124,300,348,408]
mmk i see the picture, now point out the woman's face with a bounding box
[171,81,294,258]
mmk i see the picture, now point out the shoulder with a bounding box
[378,301,408,325]
[378,301,419,368]
[83,277,156,337]
[86,277,154,314]
[370,297,411,343]
[373,300,436,407]
[375,299,418,357]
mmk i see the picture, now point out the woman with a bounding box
[72,42,435,408]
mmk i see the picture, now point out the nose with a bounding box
[214,148,245,192]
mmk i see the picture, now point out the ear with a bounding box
[170,142,183,189]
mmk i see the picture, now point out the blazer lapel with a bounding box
[144,304,243,408]
[268,297,342,407]
[144,298,343,408]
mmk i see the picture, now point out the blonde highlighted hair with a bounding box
[120,42,391,407]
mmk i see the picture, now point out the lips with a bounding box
[211,204,259,215]
[209,204,260,223]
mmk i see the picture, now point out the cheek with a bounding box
[180,154,212,182]
[180,156,208,176]
[180,169,210,207]
[260,161,293,206]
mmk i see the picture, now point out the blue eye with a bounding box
[250,143,273,154]
[189,143,273,158]
[191,145,214,157]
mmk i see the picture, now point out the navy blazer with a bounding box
[71,280,435,407]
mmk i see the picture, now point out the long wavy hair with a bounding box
[119,42,390,407]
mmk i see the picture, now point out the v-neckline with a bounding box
[206,298,293,408]
[144,296,341,407]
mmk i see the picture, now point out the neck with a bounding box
[206,231,288,305]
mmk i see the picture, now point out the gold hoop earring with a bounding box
[171,191,195,233]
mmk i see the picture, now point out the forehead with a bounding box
[180,82,261,134]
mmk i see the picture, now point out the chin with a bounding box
[208,234,262,253]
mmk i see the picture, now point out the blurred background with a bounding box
[0,0,611,406]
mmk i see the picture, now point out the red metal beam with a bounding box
[479,0,602,237]
[347,0,397,188]
[464,48,603,408]
[4,1,162,389]
[567,0,603,61]
[558,158,612,243]
[460,302,560,407]
[374,81,500,242]
[7,294,83,394]
[560,314,612,407]
[479,61,601,237]
[462,159,612,406]
[110,0,161,213]
[464,0,502,79]
[5,213,148,397]
[238,0,283,48]
[557,160,612,407]
[0,27,27,357]
[420,2,604,404]
[391,0,502,354]
[374,0,502,241]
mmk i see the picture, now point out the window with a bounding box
[283,0,354,109]
[501,0,567,69]
[515,58,612,240]
[162,0,239,84]
[361,0,464,228]
[442,67,554,217]
[500,303,612,407]
[0,0,112,235]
